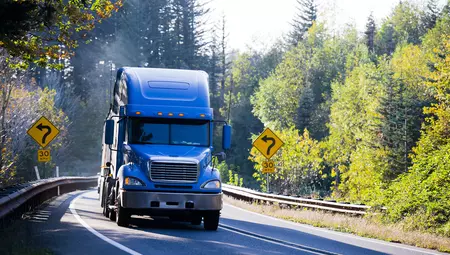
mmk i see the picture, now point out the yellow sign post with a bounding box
[38,150,51,162]
[253,128,284,159]
[253,128,284,193]
[262,160,275,174]
[27,116,60,148]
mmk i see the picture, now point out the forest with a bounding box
[0,0,450,236]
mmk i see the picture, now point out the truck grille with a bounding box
[150,161,198,183]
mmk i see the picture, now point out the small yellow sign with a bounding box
[253,128,284,159]
[262,160,275,174]
[27,116,60,148]
[38,150,51,162]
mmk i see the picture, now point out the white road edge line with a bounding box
[69,192,143,255]
[219,225,326,255]
[224,203,441,255]
[220,223,337,255]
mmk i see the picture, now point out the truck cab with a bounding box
[99,67,231,230]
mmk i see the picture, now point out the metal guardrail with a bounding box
[0,176,97,222]
[222,184,370,215]
[0,176,370,222]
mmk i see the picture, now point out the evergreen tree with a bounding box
[379,78,413,179]
[289,0,317,45]
[376,21,396,55]
[376,2,423,56]
[422,0,440,30]
[63,0,212,172]
[442,0,450,16]
[385,38,450,232]
[219,15,231,116]
[296,85,314,133]
[208,29,220,113]
[364,13,376,53]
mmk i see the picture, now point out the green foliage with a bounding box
[375,2,425,56]
[326,62,388,201]
[422,14,450,61]
[386,143,450,232]
[220,50,282,187]
[289,0,317,45]
[422,0,440,30]
[379,45,432,179]
[252,23,369,140]
[250,128,326,195]
[215,158,228,182]
[0,0,122,68]
[228,170,243,187]
[214,158,243,187]
[365,13,377,53]
[0,82,70,186]
[385,38,450,233]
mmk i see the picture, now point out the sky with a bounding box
[207,0,447,51]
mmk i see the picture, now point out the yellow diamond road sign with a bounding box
[27,116,60,148]
[253,128,284,159]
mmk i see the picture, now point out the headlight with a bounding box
[202,180,221,189]
[124,177,145,186]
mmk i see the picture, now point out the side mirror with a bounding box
[214,152,226,161]
[104,120,114,145]
[222,124,231,150]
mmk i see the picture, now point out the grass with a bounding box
[224,195,450,253]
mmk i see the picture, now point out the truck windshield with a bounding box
[128,118,210,146]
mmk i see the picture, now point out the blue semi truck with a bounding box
[99,67,231,230]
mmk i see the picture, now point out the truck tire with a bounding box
[103,179,113,218]
[203,211,220,231]
[103,201,109,218]
[102,188,110,218]
[108,189,116,221]
[116,204,130,227]
[191,216,202,225]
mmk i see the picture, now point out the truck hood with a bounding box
[127,144,211,163]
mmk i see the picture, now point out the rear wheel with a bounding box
[203,211,220,231]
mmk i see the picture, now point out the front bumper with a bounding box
[120,190,223,210]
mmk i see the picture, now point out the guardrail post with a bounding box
[56,166,60,196]
[34,166,40,180]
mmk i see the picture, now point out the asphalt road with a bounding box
[24,189,446,255]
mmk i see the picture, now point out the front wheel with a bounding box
[108,189,116,221]
[102,186,110,218]
[102,178,113,218]
[103,202,109,218]
[203,211,220,231]
[116,204,130,227]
